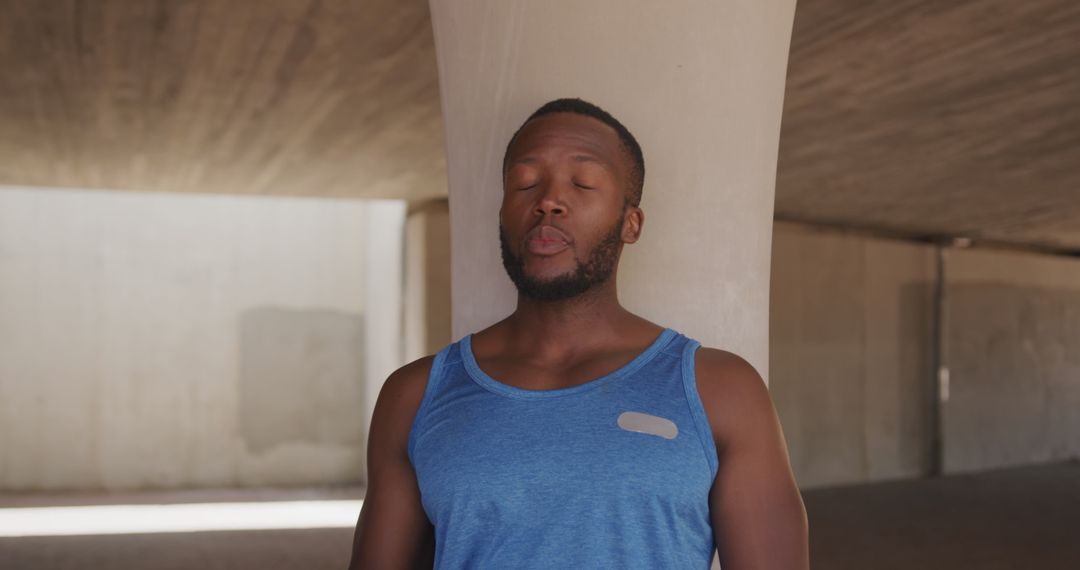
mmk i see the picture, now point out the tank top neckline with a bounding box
[460,327,678,400]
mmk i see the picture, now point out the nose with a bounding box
[533,181,567,217]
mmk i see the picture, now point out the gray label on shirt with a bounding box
[617,411,679,440]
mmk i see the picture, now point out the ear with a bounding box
[622,206,644,244]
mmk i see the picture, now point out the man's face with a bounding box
[499,112,641,301]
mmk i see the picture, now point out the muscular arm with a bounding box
[696,348,809,570]
[348,356,436,570]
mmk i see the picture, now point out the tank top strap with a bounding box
[678,335,720,478]
[407,341,456,467]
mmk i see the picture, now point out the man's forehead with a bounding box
[508,113,622,161]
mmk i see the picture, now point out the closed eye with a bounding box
[574,182,595,190]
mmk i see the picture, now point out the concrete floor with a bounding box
[1,461,1077,569]
[805,460,1080,569]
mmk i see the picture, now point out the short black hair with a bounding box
[502,98,645,207]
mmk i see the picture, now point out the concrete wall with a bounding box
[770,222,936,489]
[403,199,452,363]
[771,223,1080,488]
[0,186,403,491]
[943,248,1080,474]
[5,186,1074,492]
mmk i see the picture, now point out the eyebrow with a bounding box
[570,154,609,167]
[509,157,539,167]
[506,153,615,173]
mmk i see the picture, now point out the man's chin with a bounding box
[515,274,594,301]
[522,267,575,283]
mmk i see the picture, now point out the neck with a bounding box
[502,277,634,358]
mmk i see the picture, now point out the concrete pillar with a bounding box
[403,198,453,363]
[361,199,406,478]
[429,0,797,378]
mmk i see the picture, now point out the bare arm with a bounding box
[349,356,436,570]
[696,348,809,570]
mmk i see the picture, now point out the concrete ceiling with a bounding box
[1,0,1077,253]
[0,0,444,202]
[778,0,1080,254]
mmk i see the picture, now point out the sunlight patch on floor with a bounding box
[0,500,364,537]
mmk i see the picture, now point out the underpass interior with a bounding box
[1,0,1077,568]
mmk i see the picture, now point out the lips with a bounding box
[525,225,571,256]
[527,239,570,255]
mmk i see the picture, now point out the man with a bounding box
[350,98,808,569]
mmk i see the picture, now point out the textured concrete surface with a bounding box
[403,199,452,362]
[777,0,1080,254]
[0,528,356,570]
[944,248,1080,474]
[805,461,1080,570]
[0,0,445,203]
[771,222,937,489]
[0,187,389,491]
[3,1,1078,253]
[2,462,1077,569]
[237,308,366,454]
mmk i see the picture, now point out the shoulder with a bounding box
[692,346,776,454]
[377,353,439,417]
[369,353,440,452]
[692,346,767,399]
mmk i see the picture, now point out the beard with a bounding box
[499,215,624,302]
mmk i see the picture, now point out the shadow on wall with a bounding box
[945,283,1080,474]
[898,281,936,479]
[238,307,366,456]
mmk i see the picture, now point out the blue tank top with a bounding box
[408,327,719,569]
